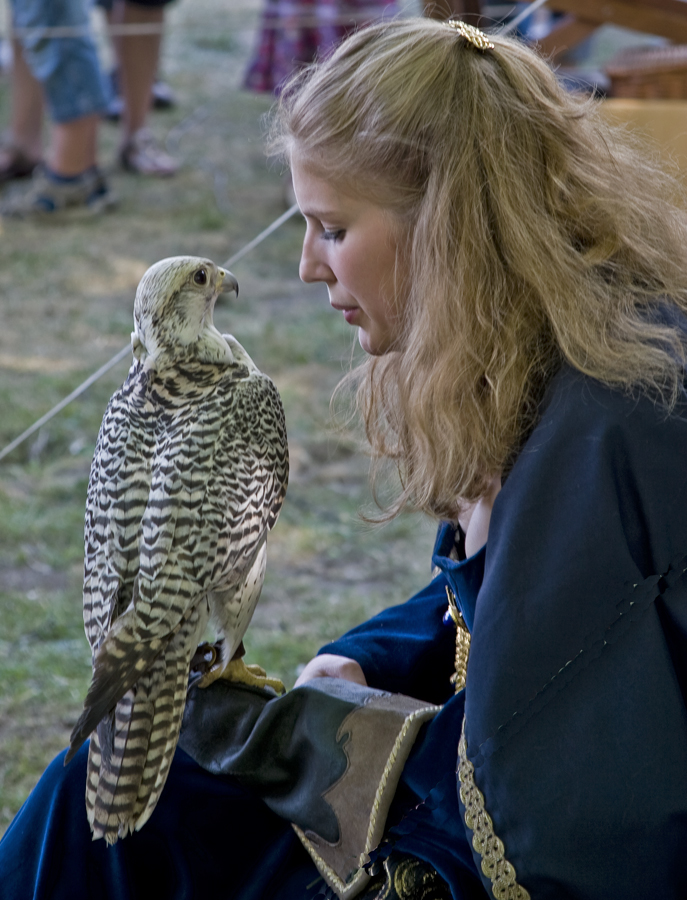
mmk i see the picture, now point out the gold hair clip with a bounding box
[445,18,495,51]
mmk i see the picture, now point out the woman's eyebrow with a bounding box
[301,206,344,221]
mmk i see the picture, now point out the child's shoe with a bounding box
[0,165,117,218]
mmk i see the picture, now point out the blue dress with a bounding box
[3,363,687,898]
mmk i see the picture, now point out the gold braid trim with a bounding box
[363,707,441,864]
[445,589,529,897]
[293,823,350,895]
[458,722,531,900]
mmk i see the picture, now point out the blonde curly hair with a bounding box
[271,17,687,521]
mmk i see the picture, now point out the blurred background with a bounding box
[1,0,686,835]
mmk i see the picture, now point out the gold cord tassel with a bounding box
[445,586,471,694]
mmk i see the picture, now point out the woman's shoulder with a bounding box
[538,300,687,436]
[505,361,687,577]
[524,360,687,465]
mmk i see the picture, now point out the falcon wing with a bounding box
[83,360,154,653]
[70,361,288,756]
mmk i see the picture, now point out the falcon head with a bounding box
[131,256,239,366]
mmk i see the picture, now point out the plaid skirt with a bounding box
[243,0,398,93]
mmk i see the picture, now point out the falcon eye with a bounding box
[193,268,208,286]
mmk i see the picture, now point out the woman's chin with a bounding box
[358,328,387,357]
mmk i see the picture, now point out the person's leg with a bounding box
[0,38,43,181]
[0,743,321,900]
[1,0,116,214]
[112,0,163,140]
[12,0,109,127]
[47,113,99,176]
[111,0,178,175]
[3,37,44,160]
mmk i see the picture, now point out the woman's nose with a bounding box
[299,232,333,284]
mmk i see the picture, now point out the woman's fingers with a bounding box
[294,653,368,687]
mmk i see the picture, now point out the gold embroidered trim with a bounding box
[445,586,470,694]
[458,721,531,900]
[445,19,495,51]
[365,706,440,864]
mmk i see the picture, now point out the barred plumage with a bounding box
[65,257,289,843]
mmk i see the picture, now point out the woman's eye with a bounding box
[321,229,345,242]
[193,268,208,285]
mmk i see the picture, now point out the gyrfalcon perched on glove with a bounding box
[65,256,289,844]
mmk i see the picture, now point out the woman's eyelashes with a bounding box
[321,228,345,242]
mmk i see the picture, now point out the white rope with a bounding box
[497,0,549,36]
[7,9,397,41]
[221,203,299,269]
[0,345,131,463]
[10,24,167,39]
[0,204,300,464]
[5,2,548,40]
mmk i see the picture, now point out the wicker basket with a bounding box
[606,45,687,100]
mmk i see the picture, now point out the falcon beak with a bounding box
[217,268,239,298]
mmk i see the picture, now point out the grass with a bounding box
[0,0,435,836]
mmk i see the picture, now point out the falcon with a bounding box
[65,256,289,844]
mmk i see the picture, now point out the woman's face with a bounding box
[291,152,406,356]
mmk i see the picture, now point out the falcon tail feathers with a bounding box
[131,643,193,830]
[84,606,206,843]
[65,631,166,766]
[65,598,203,766]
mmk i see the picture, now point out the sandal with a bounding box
[119,128,178,177]
[0,143,40,185]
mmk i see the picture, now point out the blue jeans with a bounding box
[10,0,109,123]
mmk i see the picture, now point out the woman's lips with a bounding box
[331,303,359,324]
[330,301,361,325]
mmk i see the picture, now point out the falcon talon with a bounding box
[199,656,286,695]
[189,642,218,675]
[244,663,267,677]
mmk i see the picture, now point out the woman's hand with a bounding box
[458,474,502,558]
[294,653,368,687]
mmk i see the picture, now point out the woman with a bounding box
[3,17,687,899]
[276,18,687,897]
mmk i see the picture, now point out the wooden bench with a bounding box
[539,1,687,63]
